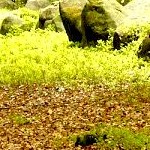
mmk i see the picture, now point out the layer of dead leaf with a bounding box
[0,84,149,149]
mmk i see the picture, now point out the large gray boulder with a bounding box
[25,0,51,10]
[39,1,64,32]
[113,0,150,50]
[59,0,87,42]
[81,0,126,47]
[0,0,16,10]
[123,0,150,27]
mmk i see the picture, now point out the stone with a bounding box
[39,2,64,31]
[0,0,16,10]
[113,0,150,50]
[59,0,87,42]
[25,0,51,10]
[12,0,28,7]
[0,12,23,35]
[138,35,150,59]
[81,0,126,47]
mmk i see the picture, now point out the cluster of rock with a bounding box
[59,0,150,58]
[59,0,127,47]
[0,0,64,35]
[0,0,150,58]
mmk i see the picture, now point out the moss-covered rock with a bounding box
[138,35,150,59]
[0,12,23,35]
[59,0,87,42]
[13,0,27,8]
[81,0,126,47]
[0,0,16,10]
[0,8,39,35]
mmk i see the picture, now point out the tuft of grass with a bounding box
[9,114,31,125]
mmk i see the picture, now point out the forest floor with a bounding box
[0,84,149,149]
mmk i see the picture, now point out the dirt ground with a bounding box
[0,84,149,149]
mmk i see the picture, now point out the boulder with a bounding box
[81,0,126,47]
[138,35,150,59]
[0,0,16,10]
[0,8,39,35]
[59,0,87,42]
[25,0,51,10]
[0,12,23,35]
[113,0,150,50]
[39,1,64,32]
